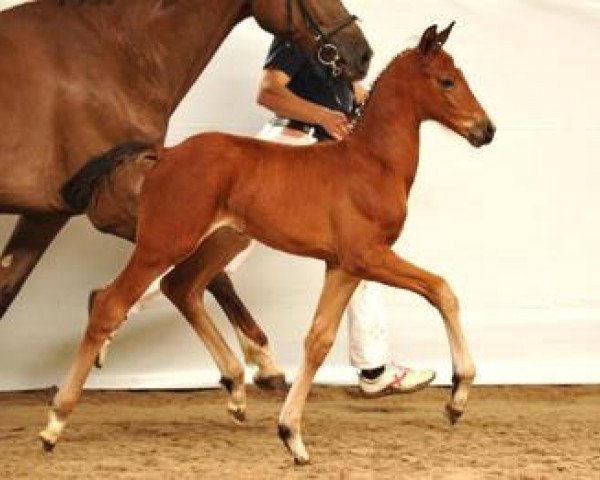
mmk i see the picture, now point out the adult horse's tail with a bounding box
[61,141,154,212]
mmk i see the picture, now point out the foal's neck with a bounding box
[348,55,422,189]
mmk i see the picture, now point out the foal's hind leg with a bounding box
[208,272,286,391]
[347,246,476,423]
[278,266,359,464]
[160,228,252,423]
[39,252,169,450]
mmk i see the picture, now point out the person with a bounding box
[253,36,436,396]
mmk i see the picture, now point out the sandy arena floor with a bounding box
[0,385,598,479]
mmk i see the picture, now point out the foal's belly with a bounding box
[229,200,336,264]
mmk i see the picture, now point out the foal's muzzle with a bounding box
[467,118,496,147]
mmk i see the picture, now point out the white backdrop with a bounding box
[0,0,598,390]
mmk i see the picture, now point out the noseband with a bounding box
[286,0,358,77]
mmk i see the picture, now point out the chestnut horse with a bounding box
[40,23,494,463]
[0,0,371,386]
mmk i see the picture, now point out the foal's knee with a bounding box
[305,324,336,367]
[430,276,459,314]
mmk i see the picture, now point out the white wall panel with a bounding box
[0,1,598,389]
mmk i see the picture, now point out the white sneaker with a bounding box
[359,363,436,397]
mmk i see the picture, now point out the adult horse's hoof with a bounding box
[444,403,464,425]
[254,374,288,392]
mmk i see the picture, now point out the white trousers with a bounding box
[132,124,390,370]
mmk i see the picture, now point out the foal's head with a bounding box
[251,0,372,80]
[407,23,495,147]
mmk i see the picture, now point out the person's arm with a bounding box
[257,68,351,140]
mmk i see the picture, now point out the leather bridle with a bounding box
[248,0,358,77]
[288,0,358,77]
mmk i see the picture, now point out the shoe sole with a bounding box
[360,371,437,398]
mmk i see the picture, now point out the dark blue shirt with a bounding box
[264,37,354,140]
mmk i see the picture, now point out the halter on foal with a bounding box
[41,24,495,464]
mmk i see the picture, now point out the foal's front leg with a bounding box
[278,267,359,464]
[348,246,476,423]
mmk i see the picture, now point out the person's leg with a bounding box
[347,281,388,372]
[347,281,436,396]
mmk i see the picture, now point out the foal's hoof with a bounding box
[254,374,288,392]
[278,424,310,465]
[444,403,464,425]
[228,407,247,425]
[294,456,311,466]
[39,432,57,452]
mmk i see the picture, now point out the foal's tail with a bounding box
[61,141,155,212]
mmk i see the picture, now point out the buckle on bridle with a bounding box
[289,0,357,77]
[317,43,342,77]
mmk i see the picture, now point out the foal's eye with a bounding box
[439,78,455,90]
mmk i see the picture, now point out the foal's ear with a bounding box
[436,21,455,46]
[418,24,439,56]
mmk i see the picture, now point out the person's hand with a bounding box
[317,108,352,140]
[353,82,369,106]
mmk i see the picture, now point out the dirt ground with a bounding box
[0,385,598,480]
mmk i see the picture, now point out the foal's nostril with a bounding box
[468,119,496,147]
[484,122,496,143]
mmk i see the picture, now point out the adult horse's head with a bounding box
[251,0,372,80]
[411,23,495,147]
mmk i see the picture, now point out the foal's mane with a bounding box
[350,48,412,131]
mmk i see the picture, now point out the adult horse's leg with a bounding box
[350,246,476,423]
[278,266,359,464]
[39,250,169,450]
[0,214,69,318]
[207,272,286,391]
[160,228,253,423]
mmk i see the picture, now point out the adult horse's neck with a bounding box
[73,0,251,115]
[348,52,422,190]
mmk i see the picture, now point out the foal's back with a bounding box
[140,132,354,261]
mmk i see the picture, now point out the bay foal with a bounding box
[41,24,495,464]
